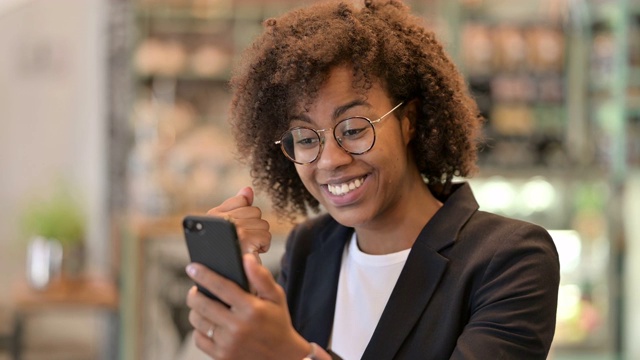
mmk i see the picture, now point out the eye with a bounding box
[290,128,320,148]
[342,127,366,137]
[338,118,371,139]
[296,136,320,146]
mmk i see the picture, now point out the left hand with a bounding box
[185,253,311,360]
[207,186,271,263]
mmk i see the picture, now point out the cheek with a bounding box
[380,137,408,168]
[294,166,316,192]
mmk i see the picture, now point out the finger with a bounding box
[185,284,231,326]
[223,216,271,256]
[192,329,218,358]
[186,263,251,310]
[207,198,248,216]
[209,205,262,222]
[243,253,285,305]
[208,188,253,214]
[236,228,272,254]
[236,186,254,205]
[232,216,269,229]
[224,206,263,220]
[188,302,217,339]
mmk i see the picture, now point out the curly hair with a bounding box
[229,0,483,220]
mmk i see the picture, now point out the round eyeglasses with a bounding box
[275,101,405,165]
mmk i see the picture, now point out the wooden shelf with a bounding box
[12,276,118,311]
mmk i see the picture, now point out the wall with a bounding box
[0,0,107,305]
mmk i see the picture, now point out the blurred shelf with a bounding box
[475,165,609,180]
[135,72,231,82]
[12,276,118,311]
[135,6,236,22]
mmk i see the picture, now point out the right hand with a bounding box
[207,186,271,263]
[186,254,313,360]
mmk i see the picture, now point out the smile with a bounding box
[327,176,367,196]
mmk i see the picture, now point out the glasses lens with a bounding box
[280,127,321,164]
[335,117,375,154]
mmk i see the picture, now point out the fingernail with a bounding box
[186,264,197,277]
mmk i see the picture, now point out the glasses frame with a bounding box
[275,101,405,165]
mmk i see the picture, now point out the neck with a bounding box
[354,175,443,255]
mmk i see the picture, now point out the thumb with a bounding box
[236,186,254,206]
[243,253,282,304]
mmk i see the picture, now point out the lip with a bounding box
[321,174,369,207]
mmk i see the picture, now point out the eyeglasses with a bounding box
[275,101,405,165]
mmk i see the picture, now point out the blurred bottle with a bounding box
[26,236,62,289]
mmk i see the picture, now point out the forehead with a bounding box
[292,66,388,117]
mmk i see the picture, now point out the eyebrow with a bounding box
[291,99,371,124]
[333,99,370,119]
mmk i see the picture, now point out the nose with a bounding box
[315,132,353,170]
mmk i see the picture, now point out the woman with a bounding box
[185,1,560,359]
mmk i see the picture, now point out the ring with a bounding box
[206,325,215,339]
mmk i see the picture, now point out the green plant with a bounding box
[20,186,86,248]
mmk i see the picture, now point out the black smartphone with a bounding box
[183,215,250,304]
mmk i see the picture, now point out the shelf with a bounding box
[135,72,230,83]
[475,164,609,180]
[135,5,236,22]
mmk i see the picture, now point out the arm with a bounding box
[185,187,335,360]
[451,224,560,360]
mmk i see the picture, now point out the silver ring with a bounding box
[206,326,215,339]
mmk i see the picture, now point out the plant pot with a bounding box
[61,242,85,279]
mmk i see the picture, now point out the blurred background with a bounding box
[0,0,638,359]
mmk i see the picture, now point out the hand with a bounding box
[186,254,311,360]
[207,186,271,263]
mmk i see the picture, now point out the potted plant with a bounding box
[20,184,86,282]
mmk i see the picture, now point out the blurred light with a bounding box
[557,284,582,321]
[476,176,517,212]
[549,229,582,274]
[521,176,556,212]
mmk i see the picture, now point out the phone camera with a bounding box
[184,218,207,234]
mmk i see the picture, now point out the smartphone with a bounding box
[183,215,250,304]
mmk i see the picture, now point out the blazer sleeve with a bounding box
[450,223,560,360]
[276,220,313,292]
[276,217,346,360]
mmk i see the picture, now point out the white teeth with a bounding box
[327,177,366,196]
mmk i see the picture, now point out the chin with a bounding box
[326,206,371,228]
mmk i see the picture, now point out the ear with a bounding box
[400,99,418,146]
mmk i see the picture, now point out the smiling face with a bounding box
[290,65,421,229]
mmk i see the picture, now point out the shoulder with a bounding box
[277,213,347,292]
[283,213,350,256]
[431,182,557,262]
[464,210,556,250]
[455,210,560,279]
[289,213,339,240]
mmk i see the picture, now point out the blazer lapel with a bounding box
[361,183,479,360]
[297,224,352,347]
[361,241,449,360]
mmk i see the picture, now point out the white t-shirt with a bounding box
[329,232,411,360]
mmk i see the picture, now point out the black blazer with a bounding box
[278,183,560,360]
